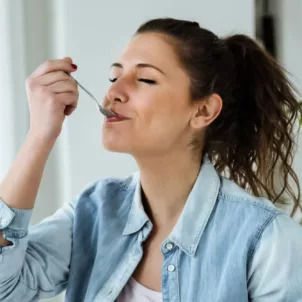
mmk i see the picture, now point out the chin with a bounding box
[102,124,134,153]
[102,136,131,153]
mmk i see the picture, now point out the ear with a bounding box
[190,93,222,130]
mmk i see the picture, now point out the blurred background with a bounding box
[0,0,301,301]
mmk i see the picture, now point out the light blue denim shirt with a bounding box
[1,157,302,302]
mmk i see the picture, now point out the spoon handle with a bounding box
[71,75,116,117]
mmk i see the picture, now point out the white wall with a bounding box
[0,1,72,227]
[268,1,302,221]
[0,1,27,179]
[275,0,302,184]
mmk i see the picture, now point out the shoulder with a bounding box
[251,210,302,261]
[80,172,137,197]
[74,172,138,213]
[217,177,302,272]
[214,176,290,248]
[218,176,283,215]
[248,211,302,300]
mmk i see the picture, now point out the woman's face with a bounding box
[102,32,198,156]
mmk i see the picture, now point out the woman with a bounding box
[0,18,302,302]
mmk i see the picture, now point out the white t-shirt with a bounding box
[116,277,162,302]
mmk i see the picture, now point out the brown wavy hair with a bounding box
[136,18,302,216]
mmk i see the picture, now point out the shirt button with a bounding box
[168,265,175,272]
[0,219,7,225]
[165,242,174,251]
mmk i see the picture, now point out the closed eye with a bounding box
[138,78,156,84]
[109,78,157,84]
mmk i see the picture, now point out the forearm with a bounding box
[0,133,55,246]
[0,132,55,210]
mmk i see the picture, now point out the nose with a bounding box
[106,83,128,104]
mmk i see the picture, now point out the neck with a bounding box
[135,150,202,230]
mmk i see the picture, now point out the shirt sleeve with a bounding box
[0,197,76,301]
[248,212,302,301]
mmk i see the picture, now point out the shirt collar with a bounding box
[122,172,149,235]
[123,156,221,256]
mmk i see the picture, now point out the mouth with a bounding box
[105,109,130,122]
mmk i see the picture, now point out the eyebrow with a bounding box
[110,62,166,75]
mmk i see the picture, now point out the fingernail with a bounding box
[71,63,77,70]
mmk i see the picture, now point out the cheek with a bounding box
[136,107,188,148]
[133,94,158,126]
[135,88,189,130]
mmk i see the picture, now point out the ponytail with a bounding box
[206,34,302,215]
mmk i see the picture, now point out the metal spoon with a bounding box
[71,76,116,117]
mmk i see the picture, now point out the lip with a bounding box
[105,109,130,122]
[108,109,130,119]
[106,115,129,122]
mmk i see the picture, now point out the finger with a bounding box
[62,57,74,75]
[62,57,73,64]
[49,80,78,94]
[31,59,77,78]
[38,71,73,86]
[56,92,78,106]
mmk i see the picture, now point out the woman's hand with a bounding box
[26,57,79,142]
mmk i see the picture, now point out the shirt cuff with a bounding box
[0,198,33,239]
